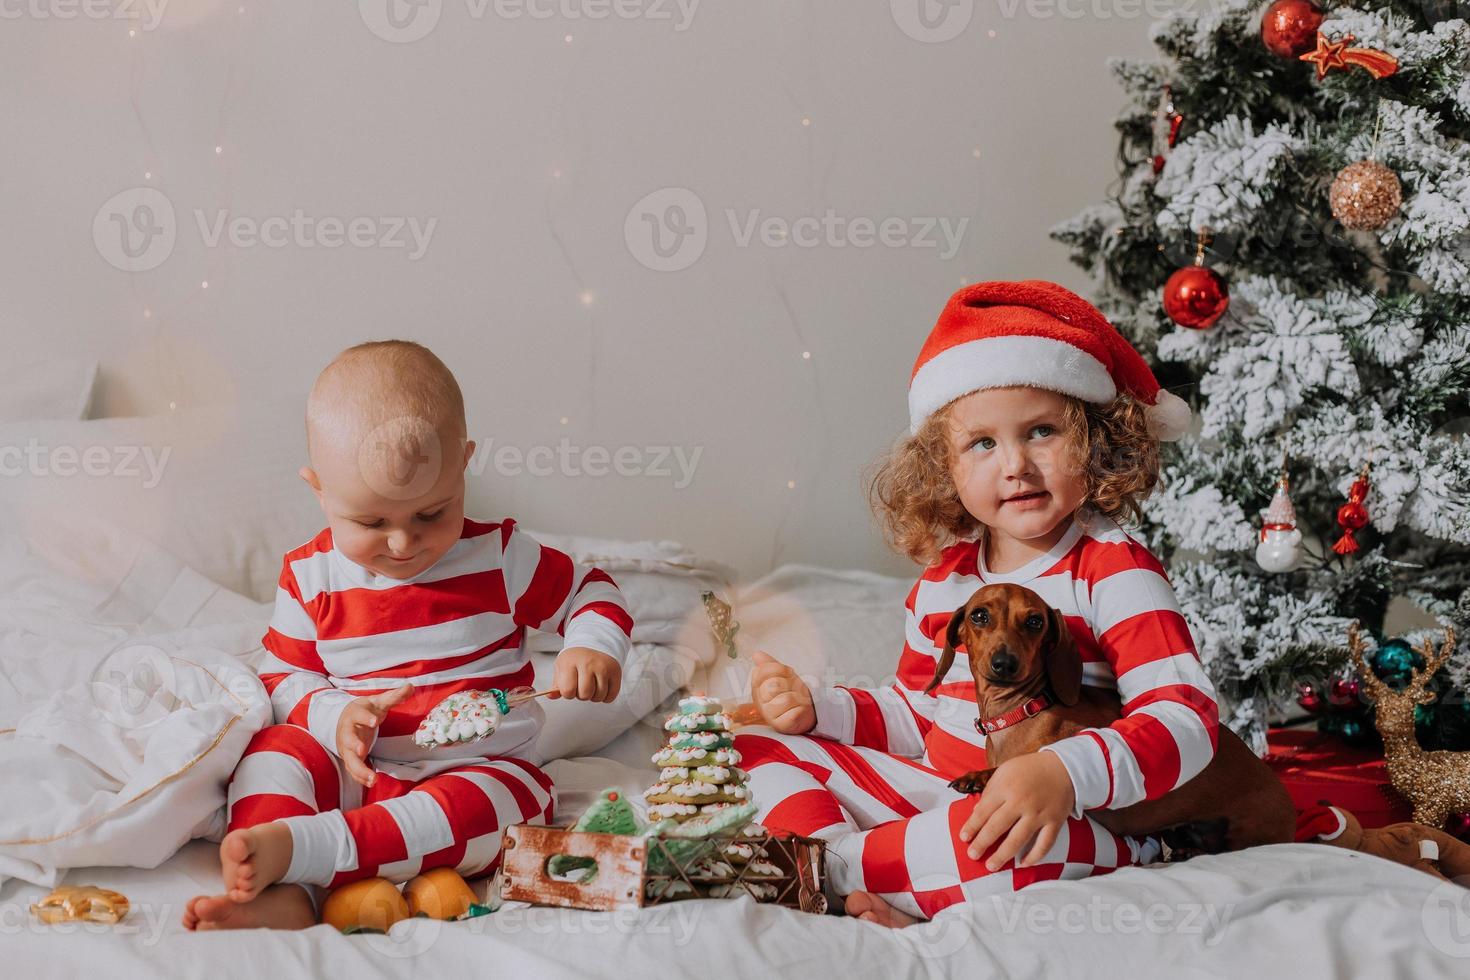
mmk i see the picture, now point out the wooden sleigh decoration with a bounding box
[500,824,828,914]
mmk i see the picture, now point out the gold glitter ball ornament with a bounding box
[1329,159,1402,231]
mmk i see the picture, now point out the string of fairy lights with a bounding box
[106,6,1000,572]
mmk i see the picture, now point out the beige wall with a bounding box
[3,0,1164,579]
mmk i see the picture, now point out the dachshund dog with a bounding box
[930,583,1295,856]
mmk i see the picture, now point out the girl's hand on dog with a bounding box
[749,651,816,734]
[958,751,1075,870]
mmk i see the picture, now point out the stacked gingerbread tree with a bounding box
[644,695,751,822]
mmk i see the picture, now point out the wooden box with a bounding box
[500,824,827,914]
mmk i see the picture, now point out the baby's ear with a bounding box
[298,466,324,498]
[462,439,477,468]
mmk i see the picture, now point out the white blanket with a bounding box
[0,526,274,888]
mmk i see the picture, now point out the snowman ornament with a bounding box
[1255,473,1303,573]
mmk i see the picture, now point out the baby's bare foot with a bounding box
[220,822,294,903]
[844,890,920,928]
[183,884,315,931]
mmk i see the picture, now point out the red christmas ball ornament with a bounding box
[1261,0,1325,59]
[1162,264,1229,329]
[1328,677,1358,708]
[1296,682,1324,713]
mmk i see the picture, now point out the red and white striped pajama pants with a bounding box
[226,723,555,892]
[732,728,1158,920]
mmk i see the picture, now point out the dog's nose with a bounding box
[990,649,1018,678]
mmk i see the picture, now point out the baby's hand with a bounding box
[749,651,815,735]
[958,751,1076,870]
[336,683,415,789]
[553,647,621,702]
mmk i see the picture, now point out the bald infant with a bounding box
[184,340,633,931]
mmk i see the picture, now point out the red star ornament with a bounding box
[1299,31,1400,80]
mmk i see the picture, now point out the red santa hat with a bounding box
[908,280,1191,440]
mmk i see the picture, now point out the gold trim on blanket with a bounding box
[0,657,253,846]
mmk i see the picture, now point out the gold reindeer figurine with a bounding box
[1348,623,1470,829]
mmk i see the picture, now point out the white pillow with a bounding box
[0,358,98,422]
[0,405,322,603]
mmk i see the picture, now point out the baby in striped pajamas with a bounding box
[185,340,632,930]
[736,280,1218,926]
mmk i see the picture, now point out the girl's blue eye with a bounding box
[970,423,1052,449]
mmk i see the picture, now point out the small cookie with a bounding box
[675,695,724,715]
[686,859,736,881]
[645,879,696,900]
[744,859,782,878]
[658,764,748,786]
[708,882,779,901]
[664,712,735,733]
[647,801,700,820]
[722,840,756,863]
[651,746,741,769]
[668,731,733,751]
[644,780,751,806]
[30,885,130,925]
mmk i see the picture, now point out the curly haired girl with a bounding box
[732,280,1216,926]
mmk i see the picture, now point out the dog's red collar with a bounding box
[975,690,1053,735]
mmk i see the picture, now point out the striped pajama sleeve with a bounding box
[1040,541,1220,817]
[257,557,354,757]
[807,595,936,759]
[499,520,633,664]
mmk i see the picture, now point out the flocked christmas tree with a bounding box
[1052,0,1470,754]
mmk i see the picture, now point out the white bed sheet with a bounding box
[0,752,1464,980]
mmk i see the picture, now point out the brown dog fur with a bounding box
[930,583,1295,854]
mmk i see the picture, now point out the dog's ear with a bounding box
[926,605,968,695]
[1043,606,1082,706]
